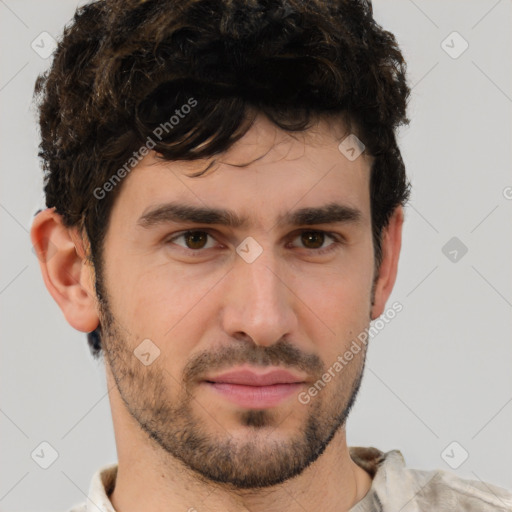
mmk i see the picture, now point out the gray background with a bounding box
[1,0,511,510]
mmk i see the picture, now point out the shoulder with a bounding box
[404,466,512,511]
[350,446,512,511]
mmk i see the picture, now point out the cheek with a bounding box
[111,263,218,353]
[301,274,371,332]
[292,251,374,355]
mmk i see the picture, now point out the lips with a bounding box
[202,368,306,409]
[204,368,306,386]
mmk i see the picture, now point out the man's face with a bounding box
[98,114,377,488]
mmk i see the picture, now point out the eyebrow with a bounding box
[137,201,362,230]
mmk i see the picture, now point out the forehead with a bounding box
[108,114,372,229]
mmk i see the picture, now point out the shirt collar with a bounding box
[83,462,118,512]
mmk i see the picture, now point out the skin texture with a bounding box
[31,114,403,512]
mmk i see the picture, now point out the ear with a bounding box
[370,206,404,320]
[30,208,100,333]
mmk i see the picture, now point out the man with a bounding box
[30,0,512,511]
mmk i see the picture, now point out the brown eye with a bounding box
[167,230,216,251]
[289,230,341,255]
[183,231,209,249]
[300,231,326,249]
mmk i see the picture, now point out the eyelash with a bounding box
[165,229,343,257]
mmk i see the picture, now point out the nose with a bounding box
[220,243,298,347]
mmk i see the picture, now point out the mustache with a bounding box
[181,339,325,384]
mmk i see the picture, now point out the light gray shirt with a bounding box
[68,446,512,512]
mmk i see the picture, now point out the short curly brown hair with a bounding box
[33,0,411,359]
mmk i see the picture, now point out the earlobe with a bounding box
[30,208,100,333]
[370,207,404,320]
